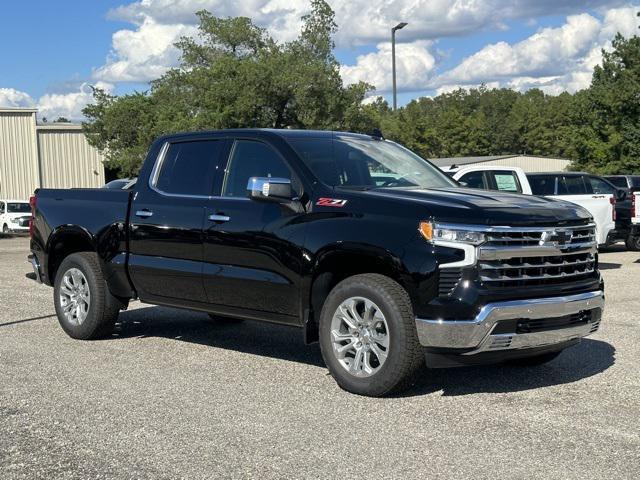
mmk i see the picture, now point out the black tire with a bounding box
[53,252,120,340]
[506,351,562,367]
[625,235,640,251]
[2,224,8,234]
[206,313,245,324]
[318,274,424,397]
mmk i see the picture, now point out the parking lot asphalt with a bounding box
[1,235,639,479]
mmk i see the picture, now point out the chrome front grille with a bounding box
[477,224,597,288]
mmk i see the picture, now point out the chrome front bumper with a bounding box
[415,291,604,355]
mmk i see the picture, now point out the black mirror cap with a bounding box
[247,177,293,203]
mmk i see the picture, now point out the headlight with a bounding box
[419,222,486,245]
[9,218,19,224]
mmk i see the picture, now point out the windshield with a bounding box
[7,202,30,213]
[287,135,457,189]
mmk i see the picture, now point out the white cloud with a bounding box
[95,0,628,83]
[93,19,197,83]
[435,5,640,94]
[340,41,436,92]
[36,82,115,121]
[1,83,114,121]
[0,88,35,108]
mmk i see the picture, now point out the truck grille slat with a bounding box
[478,223,597,288]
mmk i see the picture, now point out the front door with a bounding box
[202,139,305,324]
[129,138,228,303]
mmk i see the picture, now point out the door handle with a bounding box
[209,214,230,223]
[135,209,153,218]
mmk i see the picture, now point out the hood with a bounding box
[349,187,592,226]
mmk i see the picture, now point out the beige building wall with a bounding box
[475,155,571,172]
[0,109,40,200]
[37,125,106,189]
[0,108,106,200]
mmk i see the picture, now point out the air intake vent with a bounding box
[439,269,462,297]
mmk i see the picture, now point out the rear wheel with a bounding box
[319,274,424,397]
[506,351,562,367]
[53,252,120,339]
[625,235,640,251]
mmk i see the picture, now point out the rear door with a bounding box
[128,137,229,303]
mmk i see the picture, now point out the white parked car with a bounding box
[443,165,617,247]
[0,199,31,234]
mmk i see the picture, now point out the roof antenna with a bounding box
[370,128,384,140]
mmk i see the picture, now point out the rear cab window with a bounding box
[154,139,226,196]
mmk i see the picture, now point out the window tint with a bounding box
[528,175,556,195]
[7,203,30,213]
[631,176,640,188]
[558,175,589,195]
[288,136,455,189]
[156,140,223,196]
[490,171,521,192]
[222,140,291,198]
[605,176,628,188]
[0,203,5,214]
[589,176,615,194]
[459,171,487,189]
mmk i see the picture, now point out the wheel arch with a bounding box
[305,244,416,342]
[45,225,97,284]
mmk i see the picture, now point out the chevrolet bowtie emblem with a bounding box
[540,229,573,247]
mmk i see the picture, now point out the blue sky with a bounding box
[1,1,638,119]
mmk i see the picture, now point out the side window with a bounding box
[0,202,5,214]
[155,140,224,196]
[559,176,589,195]
[222,140,292,198]
[459,171,487,189]
[589,176,615,195]
[528,175,556,195]
[490,171,521,193]
[606,177,627,188]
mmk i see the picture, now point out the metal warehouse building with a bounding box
[0,108,105,200]
[429,154,571,172]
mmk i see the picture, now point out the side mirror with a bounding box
[615,188,627,202]
[247,177,293,203]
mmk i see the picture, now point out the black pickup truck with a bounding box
[28,129,605,396]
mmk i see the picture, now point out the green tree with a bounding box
[571,30,640,174]
[83,0,373,176]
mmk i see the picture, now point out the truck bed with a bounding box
[31,188,133,294]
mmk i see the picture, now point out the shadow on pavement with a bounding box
[113,305,615,396]
[113,305,325,368]
[598,262,621,270]
[401,338,615,397]
[0,314,56,327]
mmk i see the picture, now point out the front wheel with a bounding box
[319,274,424,397]
[53,252,120,340]
[2,224,8,234]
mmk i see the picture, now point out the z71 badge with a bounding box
[316,198,348,207]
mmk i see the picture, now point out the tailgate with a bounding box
[551,194,614,245]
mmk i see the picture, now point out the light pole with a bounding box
[391,22,407,111]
